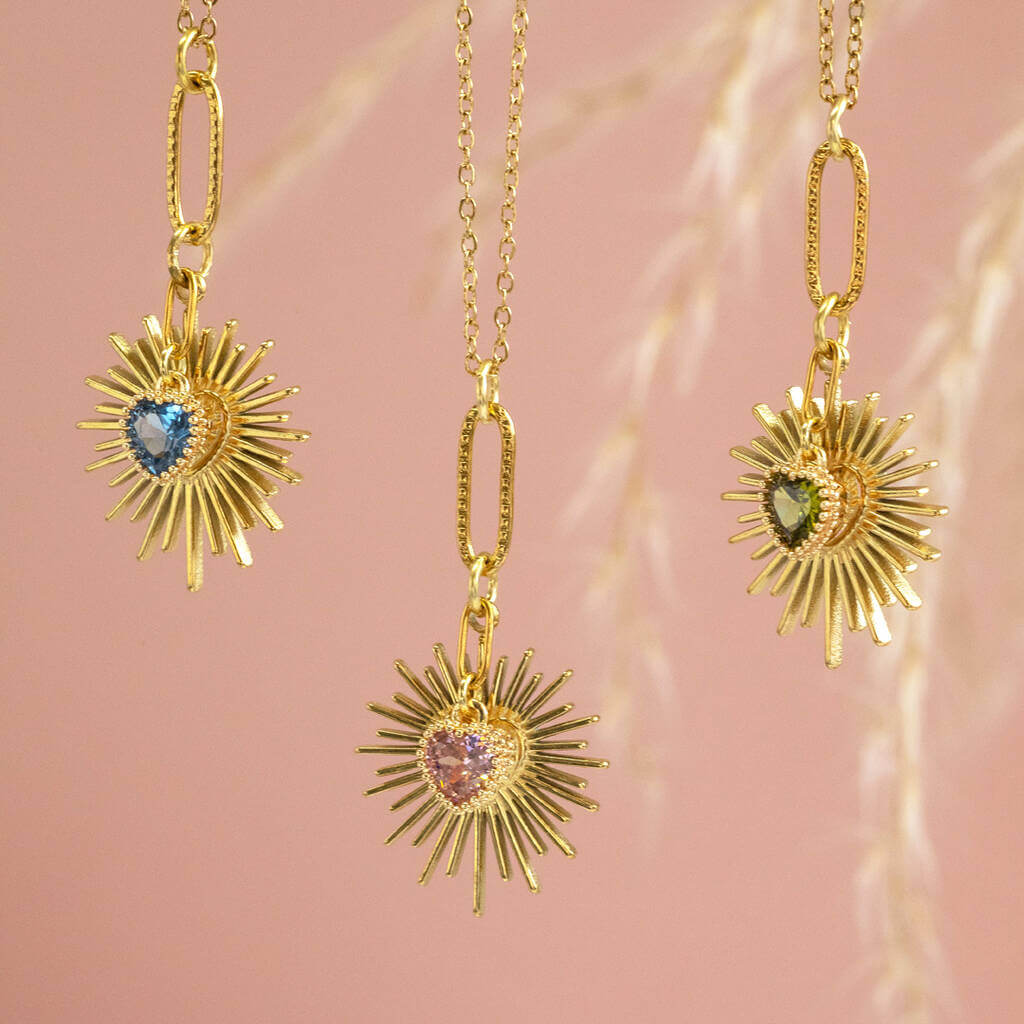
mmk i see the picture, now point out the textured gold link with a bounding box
[166,11,224,300]
[167,34,223,244]
[805,136,869,314]
[818,1,864,109]
[456,401,516,575]
[457,1,529,376]
[805,4,866,439]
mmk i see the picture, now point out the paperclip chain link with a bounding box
[164,7,225,361]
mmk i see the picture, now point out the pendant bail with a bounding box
[457,595,497,705]
[162,268,202,366]
[801,292,850,449]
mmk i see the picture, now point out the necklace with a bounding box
[77,2,309,591]
[723,2,947,668]
[358,1,607,915]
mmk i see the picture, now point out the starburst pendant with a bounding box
[77,314,308,590]
[358,644,607,915]
[724,386,947,668]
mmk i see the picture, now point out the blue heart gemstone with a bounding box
[126,399,193,475]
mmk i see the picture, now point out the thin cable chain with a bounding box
[818,1,864,108]
[177,0,218,42]
[457,1,529,377]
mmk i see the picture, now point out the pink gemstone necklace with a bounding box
[356,0,607,915]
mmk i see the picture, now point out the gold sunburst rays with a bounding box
[358,643,608,916]
[77,314,308,590]
[724,385,947,668]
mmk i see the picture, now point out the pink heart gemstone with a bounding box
[424,729,495,806]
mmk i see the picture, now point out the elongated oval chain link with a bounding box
[805,136,869,314]
[167,31,223,247]
[805,2,867,433]
[457,1,529,376]
[818,1,864,108]
[164,9,224,363]
[456,400,516,575]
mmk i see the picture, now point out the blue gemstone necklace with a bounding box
[77,3,309,590]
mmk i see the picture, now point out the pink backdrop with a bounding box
[2,3,1021,1021]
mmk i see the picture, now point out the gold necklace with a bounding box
[723,2,947,668]
[77,3,309,591]
[358,1,607,915]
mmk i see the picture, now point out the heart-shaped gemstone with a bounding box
[424,729,495,807]
[126,399,193,475]
[767,472,823,549]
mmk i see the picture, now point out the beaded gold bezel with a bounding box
[759,461,842,560]
[120,386,211,483]
[418,708,523,814]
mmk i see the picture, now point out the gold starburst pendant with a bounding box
[77,311,307,591]
[79,26,309,589]
[366,2,608,912]
[725,100,948,667]
[725,385,946,668]
[359,641,607,916]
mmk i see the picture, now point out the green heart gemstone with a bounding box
[767,473,822,548]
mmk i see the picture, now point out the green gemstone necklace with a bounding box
[722,1,947,667]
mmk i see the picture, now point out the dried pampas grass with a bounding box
[857,118,1024,1024]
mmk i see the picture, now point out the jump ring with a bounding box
[176,28,217,91]
[167,224,213,286]
[813,292,849,352]
[467,553,498,618]
[827,95,848,159]
[475,360,499,420]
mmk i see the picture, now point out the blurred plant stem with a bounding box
[217,2,447,250]
[858,118,1024,1024]
[566,0,811,774]
[211,3,1024,1017]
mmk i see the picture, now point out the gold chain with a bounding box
[164,8,224,361]
[804,2,868,441]
[451,3,530,686]
[818,1,864,108]
[177,0,218,42]
[457,1,529,377]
